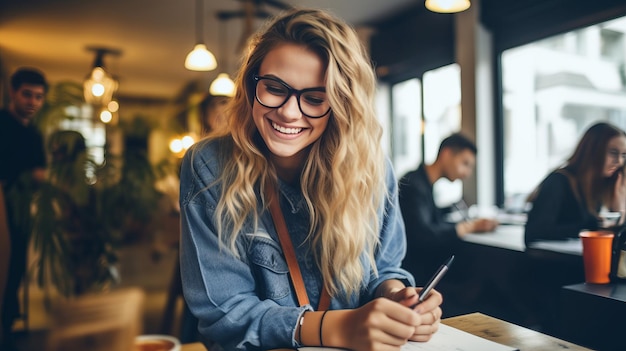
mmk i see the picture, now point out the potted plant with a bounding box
[32,129,120,297]
[27,81,174,299]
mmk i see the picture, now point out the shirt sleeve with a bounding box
[179,144,305,351]
[367,160,416,298]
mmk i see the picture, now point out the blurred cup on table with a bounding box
[598,211,621,229]
[579,230,614,284]
[135,335,181,351]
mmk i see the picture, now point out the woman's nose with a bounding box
[278,95,302,120]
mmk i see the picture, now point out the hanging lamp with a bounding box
[210,73,235,97]
[83,47,121,106]
[209,16,235,97]
[425,0,470,13]
[185,0,217,71]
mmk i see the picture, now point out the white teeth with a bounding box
[272,121,302,134]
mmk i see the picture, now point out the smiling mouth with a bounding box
[271,121,303,135]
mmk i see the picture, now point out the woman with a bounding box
[179,8,442,351]
[525,122,626,246]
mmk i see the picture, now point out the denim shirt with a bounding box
[179,138,414,351]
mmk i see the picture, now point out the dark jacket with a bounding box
[524,171,599,247]
[0,109,46,191]
[398,163,460,281]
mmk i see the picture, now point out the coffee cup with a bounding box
[135,335,181,351]
[579,230,614,284]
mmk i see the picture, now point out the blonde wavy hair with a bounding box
[209,8,386,298]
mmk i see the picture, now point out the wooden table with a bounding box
[180,312,591,351]
[442,313,591,351]
[181,342,207,351]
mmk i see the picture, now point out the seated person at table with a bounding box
[524,122,626,247]
[179,9,442,351]
[398,133,498,281]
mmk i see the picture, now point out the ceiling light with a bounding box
[107,100,119,113]
[209,16,235,97]
[83,47,121,106]
[100,109,113,123]
[425,0,470,13]
[185,44,217,71]
[185,0,217,71]
[210,73,235,97]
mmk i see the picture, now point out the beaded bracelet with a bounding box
[298,312,306,345]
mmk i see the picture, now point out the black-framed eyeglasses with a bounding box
[253,75,331,118]
[607,148,626,164]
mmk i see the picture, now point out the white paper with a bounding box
[401,324,518,351]
[299,324,517,351]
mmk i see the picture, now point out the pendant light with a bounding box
[209,16,235,97]
[210,73,235,97]
[84,47,121,106]
[425,0,471,13]
[185,0,217,71]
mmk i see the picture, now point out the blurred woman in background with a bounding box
[525,121,626,246]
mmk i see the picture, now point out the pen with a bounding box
[453,201,470,222]
[414,255,455,306]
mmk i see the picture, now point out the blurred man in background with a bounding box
[398,133,498,282]
[0,67,48,349]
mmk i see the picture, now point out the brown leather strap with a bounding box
[318,284,331,311]
[266,180,331,310]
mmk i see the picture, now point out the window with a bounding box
[424,64,462,207]
[501,15,626,211]
[388,64,462,207]
[59,104,107,180]
[423,64,462,162]
[390,78,422,179]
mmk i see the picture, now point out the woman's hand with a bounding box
[324,282,443,351]
[388,286,443,342]
[613,171,626,218]
[336,297,422,351]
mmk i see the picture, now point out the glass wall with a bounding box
[423,64,462,207]
[390,78,422,179]
[501,15,626,211]
[387,64,462,207]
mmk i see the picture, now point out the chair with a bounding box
[161,255,203,344]
[46,288,145,351]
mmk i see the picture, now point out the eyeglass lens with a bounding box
[608,148,626,163]
[255,76,330,118]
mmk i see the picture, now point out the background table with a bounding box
[462,224,525,252]
[458,224,585,334]
[560,282,626,351]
